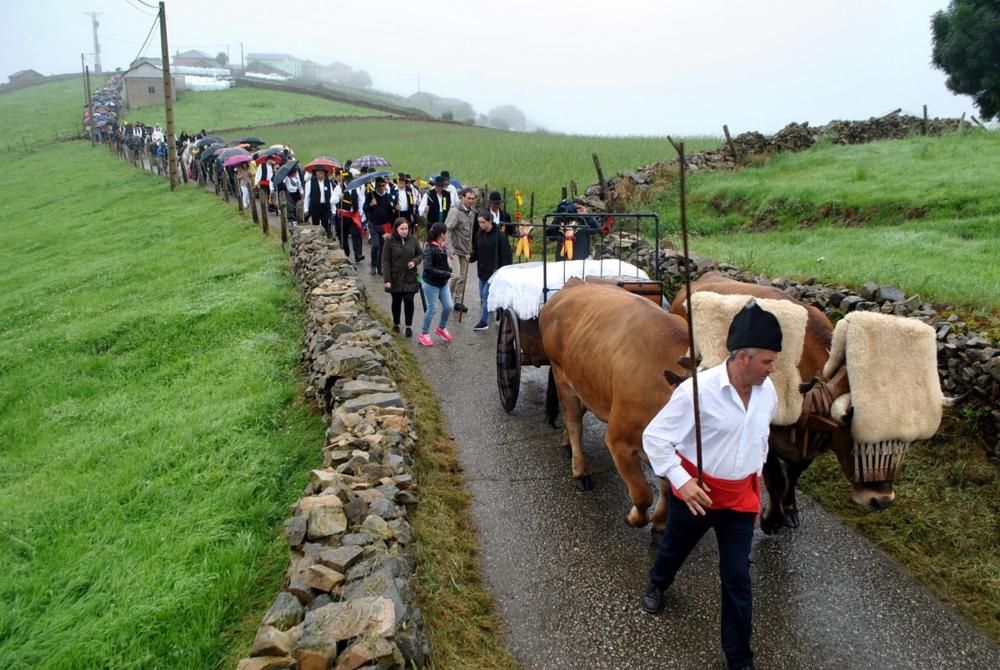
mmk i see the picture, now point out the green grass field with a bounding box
[0,142,325,668]
[0,77,100,151]
[126,86,389,134]
[646,132,1000,311]
[235,117,720,209]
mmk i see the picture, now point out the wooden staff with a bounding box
[667,136,704,486]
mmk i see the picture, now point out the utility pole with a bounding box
[85,66,94,145]
[84,12,103,74]
[81,53,89,107]
[158,1,179,189]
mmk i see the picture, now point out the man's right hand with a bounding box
[677,479,713,516]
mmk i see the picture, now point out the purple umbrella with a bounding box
[353,154,391,168]
[224,154,253,168]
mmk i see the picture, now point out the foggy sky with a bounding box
[0,0,979,136]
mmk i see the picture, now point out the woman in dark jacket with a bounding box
[469,209,513,331]
[418,222,454,347]
[382,217,423,336]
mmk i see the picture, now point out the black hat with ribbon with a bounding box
[727,299,782,352]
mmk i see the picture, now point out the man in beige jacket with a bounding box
[445,188,477,312]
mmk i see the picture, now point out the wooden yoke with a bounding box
[668,137,704,486]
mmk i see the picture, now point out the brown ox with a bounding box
[540,279,689,530]
[670,271,952,533]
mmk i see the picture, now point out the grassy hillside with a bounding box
[239,117,720,208]
[0,76,100,151]
[126,86,389,133]
[0,141,325,668]
[647,132,1000,311]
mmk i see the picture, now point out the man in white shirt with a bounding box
[641,300,781,670]
[303,167,334,236]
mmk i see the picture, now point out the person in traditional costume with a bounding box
[334,170,364,262]
[641,300,781,670]
[303,166,334,236]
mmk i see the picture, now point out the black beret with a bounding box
[727,299,782,352]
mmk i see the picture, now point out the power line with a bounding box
[135,0,159,9]
[130,13,160,67]
[123,0,156,16]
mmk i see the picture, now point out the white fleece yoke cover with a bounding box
[822,311,943,443]
[487,259,648,320]
[690,292,808,426]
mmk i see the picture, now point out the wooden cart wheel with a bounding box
[496,308,521,413]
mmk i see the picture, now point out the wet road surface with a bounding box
[357,261,998,670]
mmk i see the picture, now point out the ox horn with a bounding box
[942,390,970,408]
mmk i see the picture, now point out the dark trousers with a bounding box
[286,192,301,222]
[310,204,331,235]
[390,292,416,327]
[650,492,756,670]
[367,222,382,272]
[338,214,363,260]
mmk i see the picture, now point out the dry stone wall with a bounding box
[582,112,971,211]
[596,237,1000,461]
[237,226,429,670]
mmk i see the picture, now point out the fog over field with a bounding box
[1,0,978,135]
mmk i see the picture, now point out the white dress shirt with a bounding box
[642,361,777,491]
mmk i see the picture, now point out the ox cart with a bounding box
[490,212,664,412]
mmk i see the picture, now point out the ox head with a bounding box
[798,369,960,511]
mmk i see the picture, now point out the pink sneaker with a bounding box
[417,333,434,347]
[434,326,453,342]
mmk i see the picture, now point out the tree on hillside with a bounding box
[349,70,373,89]
[216,52,228,66]
[488,104,527,131]
[931,0,1000,121]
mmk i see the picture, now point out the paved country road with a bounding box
[353,261,999,670]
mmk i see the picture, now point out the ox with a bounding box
[539,279,689,530]
[671,272,954,533]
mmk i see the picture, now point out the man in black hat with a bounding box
[640,299,781,670]
[418,175,451,237]
[303,166,334,236]
[487,191,514,236]
[363,176,397,275]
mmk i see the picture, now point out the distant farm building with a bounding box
[123,62,183,108]
[245,53,302,78]
[174,49,219,69]
[8,69,44,86]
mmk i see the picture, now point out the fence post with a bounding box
[922,104,928,136]
[561,186,567,201]
[723,124,740,161]
[592,152,608,203]
[278,191,288,245]
[259,187,270,234]
[529,192,535,222]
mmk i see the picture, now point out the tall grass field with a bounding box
[0,142,325,668]
[0,77,102,151]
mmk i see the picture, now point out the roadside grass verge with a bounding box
[0,142,325,668]
[0,77,102,151]
[369,310,521,670]
[125,86,389,133]
[642,132,1000,313]
[799,420,999,641]
[237,117,719,209]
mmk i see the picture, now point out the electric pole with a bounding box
[158,1,179,189]
[84,12,103,74]
[85,66,94,145]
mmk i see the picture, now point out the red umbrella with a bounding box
[304,156,341,172]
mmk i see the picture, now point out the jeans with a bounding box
[649,492,756,670]
[479,279,491,324]
[421,282,453,334]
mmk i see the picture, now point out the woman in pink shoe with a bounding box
[418,222,454,346]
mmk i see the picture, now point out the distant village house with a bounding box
[174,49,220,69]
[7,69,45,86]
[122,62,184,108]
[245,53,302,78]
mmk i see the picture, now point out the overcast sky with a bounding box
[1,0,979,136]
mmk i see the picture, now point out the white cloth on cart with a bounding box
[487,259,649,320]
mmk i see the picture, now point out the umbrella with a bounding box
[195,135,223,148]
[254,147,283,160]
[353,154,391,169]
[304,156,341,172]
[345,170,391,191]
[217,147,251,165]
[200,143,226,160]
[237,135,265,145]
[273,159,300,185]
[224,154,253,168]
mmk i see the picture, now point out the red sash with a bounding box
[673,456,760,514]
[338,209,364,234]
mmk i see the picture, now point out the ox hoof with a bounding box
[760,513,782,536]
[574,475,594,491]
[561,445,572,459]
[782,507,800,529]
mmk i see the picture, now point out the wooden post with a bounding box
[259,187,270,234]
[723,124,739,161]
[561,186,568,201]
[570,180,577,198]
[592,152,607,203]
[529,192,535,222]
[922,104,928,136]
[236,175,245,214]
[158,2,179,190]
[223,170,230,203]
[278,191,288,245]
[248,184,260,224]
[667,135,704,487]
[970,116,985,129]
